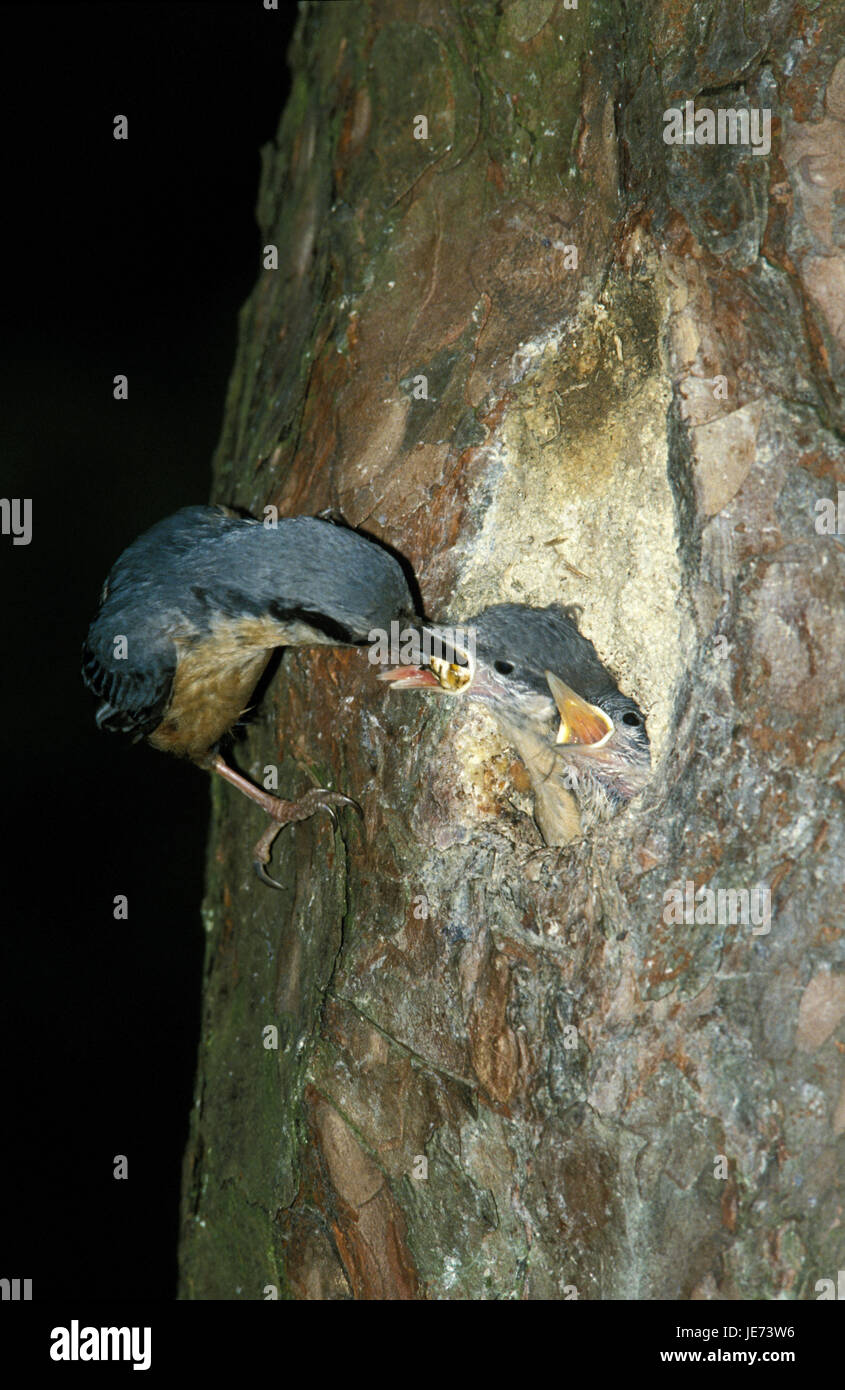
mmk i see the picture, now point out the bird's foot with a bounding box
[252,789,361,889]
[204,755,360,889]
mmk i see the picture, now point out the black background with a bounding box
[1,1,297,1299]
[3,0,842,1341]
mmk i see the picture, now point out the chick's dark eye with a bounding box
[622,711,641,726]
[494,659,515,676]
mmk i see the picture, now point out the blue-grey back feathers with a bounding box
[82,505,417,739]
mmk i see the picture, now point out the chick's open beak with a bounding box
[545,671,614,748]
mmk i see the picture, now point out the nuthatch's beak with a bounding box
[378,628,475,693]
[379,665,442,689]
[545,671,614,749]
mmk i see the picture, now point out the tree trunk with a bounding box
[179,0,845,1300]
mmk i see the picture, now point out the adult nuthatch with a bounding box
[82,505,417,884]
[381,603,650,845]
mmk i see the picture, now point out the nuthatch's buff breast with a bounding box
[381,603,650,846]
[147,619,282,759]
[82,504,418,884]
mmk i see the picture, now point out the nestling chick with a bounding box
[82,504,418,884]
[381,603,650,845]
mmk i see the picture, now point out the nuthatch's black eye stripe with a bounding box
[265,603,356,644]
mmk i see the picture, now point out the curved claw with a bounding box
[312,790,363,824]
[254,858,285,891]
[251,790,363,888]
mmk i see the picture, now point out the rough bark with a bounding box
[179,0,845,1300]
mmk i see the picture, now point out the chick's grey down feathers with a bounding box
[456,602,638,706]
[419,602,645,726]
[393,603,650,841]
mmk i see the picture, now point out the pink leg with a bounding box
[206,754,360,888]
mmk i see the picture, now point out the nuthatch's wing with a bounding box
[81,504,413,884]
[82,618,177,742]
[83,504,418,750]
